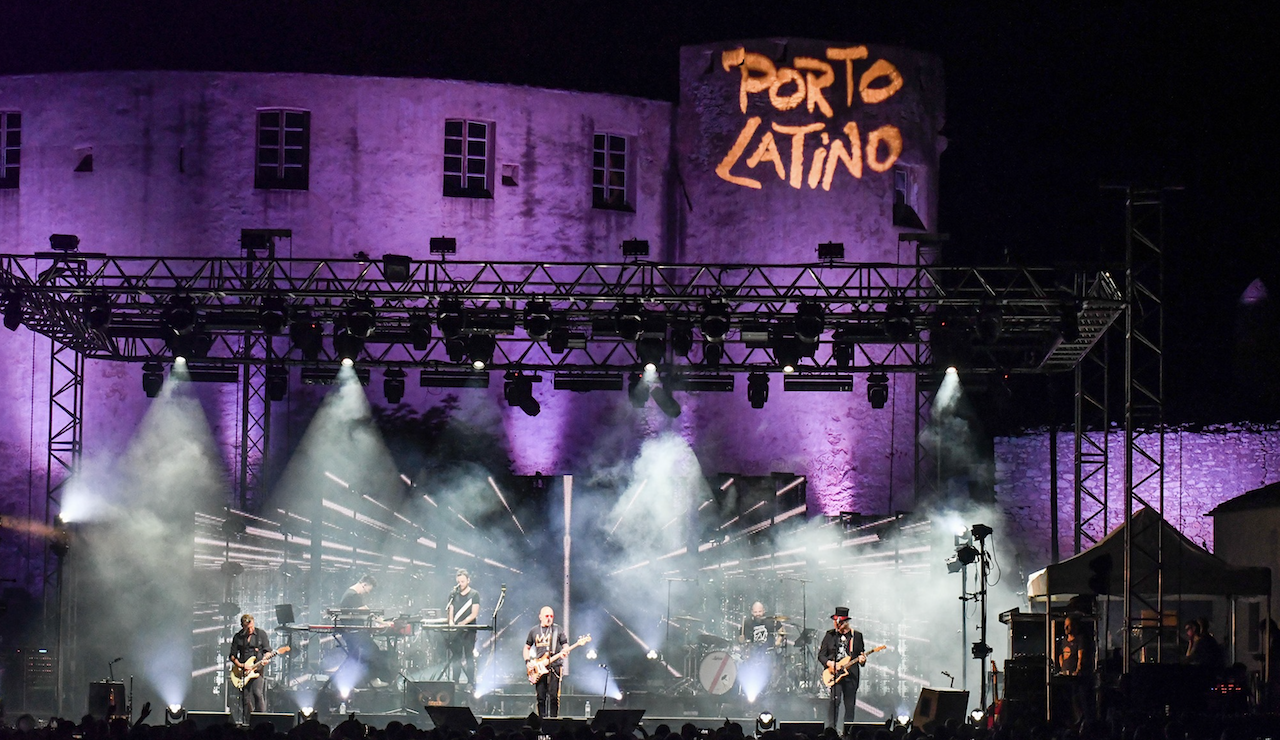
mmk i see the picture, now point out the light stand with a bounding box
[970,524,994,713]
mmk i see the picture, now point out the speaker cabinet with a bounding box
[88,681,126,719]
[912,688,969,731]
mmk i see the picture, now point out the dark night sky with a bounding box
[4,1,1279,428]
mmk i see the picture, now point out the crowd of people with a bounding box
[3,707,1280,740]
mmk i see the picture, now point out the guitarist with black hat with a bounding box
[818,606,864,731]
[228,614,276,724]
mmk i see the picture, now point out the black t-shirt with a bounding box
[340,587,367,609]
[741,616,774,646]
[228,627,271,663]
[526,624,569,666]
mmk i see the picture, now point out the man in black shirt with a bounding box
[445,568,480,687]
[739,601,777,651]
[524,606,569,717]
[340,574,377,610]
[817,606,865,732]
[228,613,272,723]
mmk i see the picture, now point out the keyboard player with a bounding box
[445,568,480,687]
[334,574,393,687]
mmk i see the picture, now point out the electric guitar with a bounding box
[229,646,290,689]
[821,644,887,687]
[526,635,591,684]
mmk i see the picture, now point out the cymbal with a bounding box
[671,615,704,622]
[768,615,794,621]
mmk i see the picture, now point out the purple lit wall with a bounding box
[0,40,941,591]
[993,423,1280,574]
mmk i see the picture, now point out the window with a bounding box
[0,112,19,189]
[891,164,924,229]
[443,119,493,198]
[592,133,631,211]
[255,109,310,190]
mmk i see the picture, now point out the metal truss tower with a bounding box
[1120,188,1168,669]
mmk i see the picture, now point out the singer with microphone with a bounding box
[227,613,272,724]
[445,568,481,688]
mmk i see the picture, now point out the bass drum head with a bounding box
[698,650,738,695]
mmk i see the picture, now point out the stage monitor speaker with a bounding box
[407,680,455,707]
[479,718,528,733]
[591,709,646,733]
[185,711,233,730]
[249,712,297,730]
[88,681,126,719]
[912,688,969,731]
[425,705,479,732]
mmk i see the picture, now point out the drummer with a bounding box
[739,602,782,652]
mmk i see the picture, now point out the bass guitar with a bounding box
[526,635,591,684]
[229,646,291,689]
[821,644,887,687]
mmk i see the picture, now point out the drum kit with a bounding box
[669,614,818,698]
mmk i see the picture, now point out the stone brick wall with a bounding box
[994,423,1280,573]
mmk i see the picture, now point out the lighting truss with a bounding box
[0,254,1123,375]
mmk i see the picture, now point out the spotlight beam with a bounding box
[605,610,682,677]
[607,478,648,538]
[486,476,527,537]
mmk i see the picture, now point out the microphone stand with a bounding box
[601,663,611,708]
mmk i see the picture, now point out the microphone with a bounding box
[110,657,123,664]
[941,670,952,679]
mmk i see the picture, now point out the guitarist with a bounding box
[817,606,864,731]
[524,606,569,717]
[228,613,272,723]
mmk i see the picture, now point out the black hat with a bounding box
[830,606,850,620]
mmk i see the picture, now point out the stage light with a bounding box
[795,302,825,342]
[266,365,288,401]
[703,340,723,367]
[49,233,80,252]
[622,238,650,257]
[142,362,164,398]
[650,381,682,418]
[548,327,570,354]
[956,543,979,565]
[772,336,802,373]
[383,368,406,404]
[896,714,912,727]
[296,709,316,723]
[883,302,915,341]
[445,337,468,363]
[866,372,889,409]
[523,300,553,340]
[174,356,187,367]
[817,241,844,260]
[408,311,433,350]
[670,323,694,357]
[975,304,1003,344]
[333,328,364,363]
[164,705,187,725]
[436,297,467,339]
[946,556,963,574]
[341,357,354,368]
[258,295,289,335]
[503,372,541,417]
[756,712,776,733]
[971,523,993,541]
[3,292,23,331]
[344,297,376,338]
[946,366,957,375]
[382,253,411,282]
[832,334,853,369]
[85,292,112,330]
[616,301,644,341]
[162,295,197,335]
[700,299,731,340]
[637,335,665,369]
[969,709,985,724]
[289,313,324,360]
[585,649,598,661]
[429,236,457,255]
[467,334,496,370]
[627,372,649,408]
[747,372,769,408]
[646,649,658,660]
